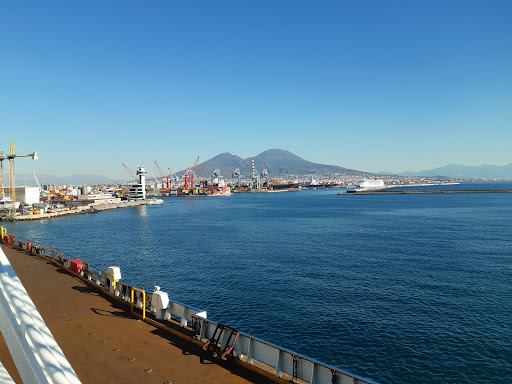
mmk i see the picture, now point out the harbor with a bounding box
[2,183,511,383]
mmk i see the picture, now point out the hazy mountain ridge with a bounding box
[387,163,512,179]
[18,151,512,185]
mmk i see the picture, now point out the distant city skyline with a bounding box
[2,1,511,178]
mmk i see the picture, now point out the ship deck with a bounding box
[0,245,268,384]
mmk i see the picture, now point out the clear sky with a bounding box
[1,0,511,179]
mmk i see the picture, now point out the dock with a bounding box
[0,199,163,222]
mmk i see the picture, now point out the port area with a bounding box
[0,199,163,222]
[0,244,273,384]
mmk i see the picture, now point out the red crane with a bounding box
[184,156,200,190]
[197,162,207,178]
[122,163,138,182]
[155,161,169,189]
[195,162,207,187]
[190,156,200,188]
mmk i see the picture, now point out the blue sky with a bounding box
[1,0,511,178]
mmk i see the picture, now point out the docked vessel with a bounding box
[270,182,301,192]
[359,179,385,188]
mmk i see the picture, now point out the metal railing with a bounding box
[0,228,379,384]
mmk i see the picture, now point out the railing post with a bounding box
[131,288,146,319]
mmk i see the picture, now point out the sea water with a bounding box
[4,182,512,384]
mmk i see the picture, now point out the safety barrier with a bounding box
[0,245,81,383]
[0,227,379,384]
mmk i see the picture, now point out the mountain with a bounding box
[180,149,364,177]
[397,163,512,179]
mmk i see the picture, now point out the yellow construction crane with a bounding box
[0,142,38,214]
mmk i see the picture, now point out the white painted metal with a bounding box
[0,361,15,383]
[22,240,376,384]
[192,316,378,384]
[107,266,121,280]
[0,248,81,384]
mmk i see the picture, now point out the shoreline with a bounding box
[0,199,163,222]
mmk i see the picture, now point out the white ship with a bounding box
[359,179,385,188]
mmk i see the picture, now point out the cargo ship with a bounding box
[269,182,301,192]
[302,177,339,189]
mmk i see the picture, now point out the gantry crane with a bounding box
[261,168,269,187]
[1,142,38,214]
[232,168,241,188]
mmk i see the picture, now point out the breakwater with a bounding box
[340,189,512,195]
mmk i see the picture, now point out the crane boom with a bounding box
[191,156,200,173]
[197,162,207,178]
[155,161,165,178]
[122,163,138,181]
[33,171,42,192]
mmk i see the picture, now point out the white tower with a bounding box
[136,166,147,199]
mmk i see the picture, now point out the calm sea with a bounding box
[4,182,512,384]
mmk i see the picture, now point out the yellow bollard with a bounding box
[104,272,116,291]
[0,226,5,240]
[130,288,146,319]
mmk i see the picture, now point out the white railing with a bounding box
[193,317,379,384]
[2,232,379,384]
[0,247,81,384]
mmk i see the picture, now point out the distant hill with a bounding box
[394,163,512,179]
[180,149,364,177]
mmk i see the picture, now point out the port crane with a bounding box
[211,168,222,185]
[231,168,241,188]
[32,171,44,197]
[150,172,160,188]
[155,161,169,189]
[261,168,269,187]
[168,168,179,187]
[184,156,199,190]
[195,162,207,187]
[0,142,38,214]
[122,163,138,182]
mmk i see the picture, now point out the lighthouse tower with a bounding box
[136,166,147,199]
[128,166,148,200]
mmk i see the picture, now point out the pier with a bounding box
[0,199,163,222]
